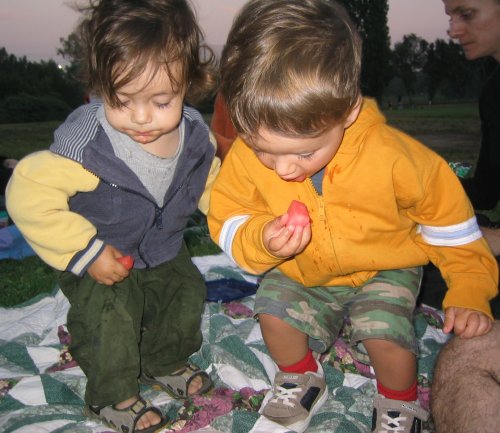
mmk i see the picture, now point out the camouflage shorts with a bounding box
[254,267,422,356]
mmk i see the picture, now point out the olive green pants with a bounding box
[58,244,206,406]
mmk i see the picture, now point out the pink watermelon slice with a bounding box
[287,200,310,227]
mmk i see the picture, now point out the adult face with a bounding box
[443,0,500,62]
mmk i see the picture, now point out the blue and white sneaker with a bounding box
[372,395,429,433]
[260,361,327,433]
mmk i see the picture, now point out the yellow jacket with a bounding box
[208,98,498,318]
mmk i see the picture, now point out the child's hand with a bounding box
[262,213,311,258]
[87,244,131,285]
[443,307,493,338]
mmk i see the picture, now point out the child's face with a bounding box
[104,63,185,147]
[443,0,500,62]
[245,123,347,182]
[245,104,360,182]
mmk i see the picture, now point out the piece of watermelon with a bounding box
[286,200,310,227]
[116,255,134,270]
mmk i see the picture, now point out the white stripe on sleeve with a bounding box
[418,216,482,246]
[218,215,250,262]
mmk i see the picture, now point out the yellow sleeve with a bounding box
[6,150,100,271]
[405,155,498,318]
[207,140,280,274]
[420,237,498,318]
[198,131,221,215]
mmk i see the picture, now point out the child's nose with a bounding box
[274,158,295,177]
[132,107,152,125]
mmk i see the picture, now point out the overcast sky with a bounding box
[0,0,450,64]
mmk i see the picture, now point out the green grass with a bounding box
[387,102,479,119]
[0,121,60,160]
[0,104,480,162]
[385,103,480,135]
[0,103,482,307]
[0,256,58,307]
[385,103,481,164]
[0,121,62,307]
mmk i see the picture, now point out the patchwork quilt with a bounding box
[0,250,449,433]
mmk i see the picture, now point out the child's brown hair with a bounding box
[78,0,216,106]
[220,0,362,139]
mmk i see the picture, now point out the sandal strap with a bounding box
[183,364,211,391]
[141,363,213,399]
[87,396,166,433]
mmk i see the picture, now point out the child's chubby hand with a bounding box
[87,244,132,285]
[262,212,311,259]
[443,306,493,338]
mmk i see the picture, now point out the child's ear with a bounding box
[343,97,362,129]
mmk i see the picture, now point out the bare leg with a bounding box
[258,313,309,367]
[363,339,416,390]
[431,321,500,433]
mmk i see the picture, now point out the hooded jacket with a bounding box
[7,102,219,276]
[208,98,498,318]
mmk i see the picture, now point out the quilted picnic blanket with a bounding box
[0,227,450,433]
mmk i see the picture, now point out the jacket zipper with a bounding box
[87,152,207,266]
[307,177,343,274]
[308,178,326,222]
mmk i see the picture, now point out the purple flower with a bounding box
[58,325,72,346]
[223,302,253,318]
[178,394,234,432]
[418,386,431,410]
[239,387,259,400]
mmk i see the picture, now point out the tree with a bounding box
[423,40,444,102]
[57,32,86,86]
[391,34,428,103]
[424,38,487,101]
[423,39,462,102]
[439,41,479,99]
[337,0,392,101]
[0,47,84,123]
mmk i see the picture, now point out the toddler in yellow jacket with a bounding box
[207,1,499,432]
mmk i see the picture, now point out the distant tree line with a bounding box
[0,0,496,124]
[390,33,496,106]
[0,48,85,124]
[337,0,495,107]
